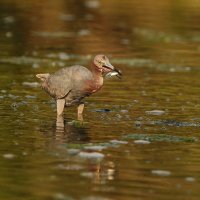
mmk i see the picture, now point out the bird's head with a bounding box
[93,55,122,78]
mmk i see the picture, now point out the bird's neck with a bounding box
[90,63,103,91]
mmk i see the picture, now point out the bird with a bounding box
[36,55,122,121]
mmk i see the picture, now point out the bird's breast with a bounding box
[84,77,103,94]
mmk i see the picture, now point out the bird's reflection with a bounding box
[39,115,90,144]
[38,116,118,184]
[54,115,90,144]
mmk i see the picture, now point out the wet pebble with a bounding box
[121,39,130,45]
[32,63,40,68]
[80,172,94,178]
[134,140,151,144]
[78,29,90,36]
[134,121,142,127]
[58,52,70,60]
[67,149,80,155]
[8,94,18,99]
[3,153,15,159]
[3,16,15,24]
[85,14,94,20]
[115,114,122,119]
[185,177,196,182]
[110,140,128,144]
[59,14,75,21]
[151,170,171,176]
[57,164,83,171]
[1,90,7,93]
[78,152,104,159]
[22,82,39,87]
[22,152,28,156]
[84,145,107,151]
[58,61,65,67]
[25,95,36,99]
[53,193,73,200]
[120,109,128,113]
[6,32,13,38]
[145,110,165,115]
[32,51,38,56]
[82,196,110,200]
[85,0,100,9]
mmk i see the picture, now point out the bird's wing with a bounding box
[46,73,72,99]
[45,66,93,99]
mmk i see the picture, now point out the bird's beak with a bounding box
[104,61,122,79]
[104,61,115,70]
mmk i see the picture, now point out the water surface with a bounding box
[0,0,200,200]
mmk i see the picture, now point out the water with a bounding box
[0,0,200,199]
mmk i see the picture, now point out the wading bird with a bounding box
[36,55,122,121]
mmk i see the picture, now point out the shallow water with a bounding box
[0,0,200,200]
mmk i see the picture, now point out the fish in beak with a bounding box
[103,61,122,79]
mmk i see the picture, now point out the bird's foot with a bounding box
[77,113,83,122]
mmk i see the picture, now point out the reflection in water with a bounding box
[55,116,90,144]
[39,115,90,144]
[55,116,117,185]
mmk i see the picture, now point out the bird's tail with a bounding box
[36,73,50,81]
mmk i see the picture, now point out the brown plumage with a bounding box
[36,55,122,120]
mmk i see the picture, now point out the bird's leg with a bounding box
[57,99,65,117]
[77,103,84,121]
[56,115,64,129]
